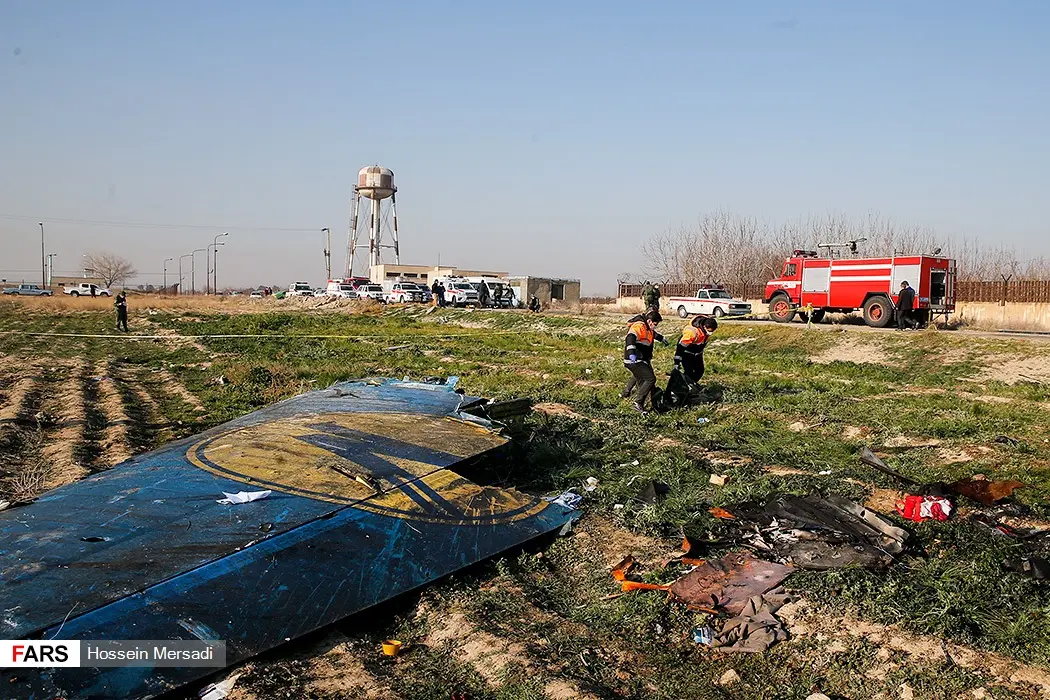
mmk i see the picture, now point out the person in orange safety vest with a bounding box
[621,309,667,414]
[674,315,717,384]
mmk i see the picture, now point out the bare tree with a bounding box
[83,252,137,288]
[638,209,1048,290]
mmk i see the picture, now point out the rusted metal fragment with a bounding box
[669,552,793,615]
[950,477,1025,506]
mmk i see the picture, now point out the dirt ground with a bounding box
[977,354,1050,385]
[810,334,894,365]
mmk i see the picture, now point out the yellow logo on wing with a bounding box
[186,412,546,525]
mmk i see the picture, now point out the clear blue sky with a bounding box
[1,1,1047,293]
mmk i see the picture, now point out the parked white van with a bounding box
[463,277,516,308]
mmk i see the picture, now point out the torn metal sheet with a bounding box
[0,378,578,700]
[859,447,919,486]
[718,492,908,570]
[670,552,793,615]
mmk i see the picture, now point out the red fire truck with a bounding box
[764,249,956,327]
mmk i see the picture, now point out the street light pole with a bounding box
[212,232,229,294]
[39,222,45,287]
[207,242,225,294]
[179,254,192,295]
[163,258,174,294]
[322,228,331,281]
[191,248,205,295]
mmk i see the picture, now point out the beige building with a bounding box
[369,264,509,285]
[50,275,107,291]
[506,276,581,309]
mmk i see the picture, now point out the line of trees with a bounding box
[630,211,1050,289]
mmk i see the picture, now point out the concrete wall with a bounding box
[511,277,581,310]
[50,276,106,290]
[954,302,1050,331]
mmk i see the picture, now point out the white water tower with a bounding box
[346,166,399,277]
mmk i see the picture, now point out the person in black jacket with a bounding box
[896,281,916,330]
[621,309,668,413]
[114,290,129,332]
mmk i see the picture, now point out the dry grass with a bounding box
[0,294,387,315]
[1,294,231,313]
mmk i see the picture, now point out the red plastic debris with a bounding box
[896,494,952,522]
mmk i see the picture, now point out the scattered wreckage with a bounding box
[0,377,578,700]
[611,487,910,652]
[609,444,1046,654]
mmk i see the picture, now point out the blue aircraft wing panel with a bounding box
[1,379,577,700]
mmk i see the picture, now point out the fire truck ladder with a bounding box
[816,237,868,258]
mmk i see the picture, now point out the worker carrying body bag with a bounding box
[661,316,717,410]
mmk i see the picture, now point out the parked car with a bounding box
[2,284,53,296]
[249,290,264,299]
[667,286,752,319]
[383,282,428,304]
[313,289,327,297]
[63,282,111,297]
[287,281,314,297]
[355,284,386,302]
[325,280,359,299]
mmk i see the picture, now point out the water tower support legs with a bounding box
[347,190,360,278]
[370,197,381,268]
[391,193,400,264]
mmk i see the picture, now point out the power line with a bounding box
[0,213,321,233]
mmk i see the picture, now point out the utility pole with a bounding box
[163,258,174,294]
[207,242,225,294]
[191,248,205,295]
[39,222,45,287]
[322,228,331,280]
[179,254,192,295]
[212,232,228,294]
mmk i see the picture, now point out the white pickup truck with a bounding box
[63,282,111,297]
[443,281,479,307]
[287,281,314,297]
[383,282,428,304]
[666,287,752,319]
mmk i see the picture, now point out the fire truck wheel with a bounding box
[677,305,689,319]
[769,295,796,323]
[863,296,894,328]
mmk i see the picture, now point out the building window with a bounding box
[405,273,417,278]
[551,283,565,300]
[387,272,398,278]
